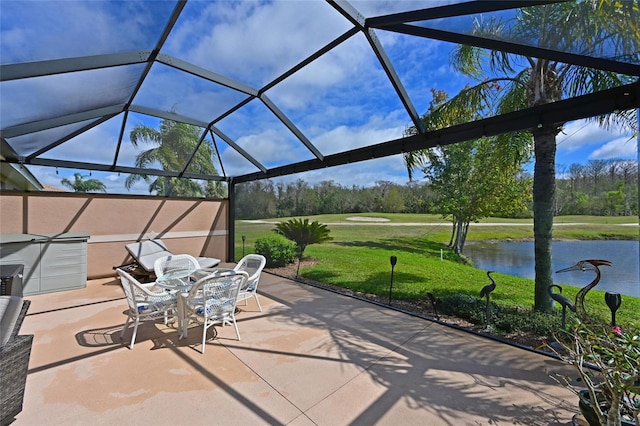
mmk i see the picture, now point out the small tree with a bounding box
[273,218,332,258]
[405,89,531,254]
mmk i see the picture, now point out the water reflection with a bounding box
[465,240,640,297]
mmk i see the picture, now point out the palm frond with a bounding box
[451,44,486,80]
[129,126,162,147]
[273,218,332,256]
[124,172,149,190]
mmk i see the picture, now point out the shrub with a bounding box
[492,307,561,334]
[436,294,562,335]
[254,235,297,267]
[438,294,485,324]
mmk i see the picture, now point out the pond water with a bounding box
[464,240,640,297]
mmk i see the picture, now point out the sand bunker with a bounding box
[345,216,390,222]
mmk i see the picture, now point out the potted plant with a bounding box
[549,323,639,425]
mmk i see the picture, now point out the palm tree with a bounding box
[273,218,333,258]
[412,1,638,312]
[126,119,223,197]
[60,173,107,193]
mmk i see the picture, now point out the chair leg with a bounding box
[201,317,208,354]
[254,293,262,312]
[231,315,240,340]
[164,308,176,325]
[129,318,140,349]
[120,316,132,340]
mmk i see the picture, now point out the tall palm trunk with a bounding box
[533,127,557,312]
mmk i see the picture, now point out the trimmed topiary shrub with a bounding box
[254,235,297,267]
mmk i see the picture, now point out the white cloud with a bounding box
[42,116,135,165]
[589,136,638,160]
[265,34,377,110]
[557,119,631,154]
[313,115,405,154]
[351,1,442,17]
[1,66,140,131]
[217,110,409,187]
[275,155,411,188]
[169,1,351,87]
[0,1,166,62]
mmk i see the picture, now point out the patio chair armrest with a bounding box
[11,300,31,339]
[0,334,34,424]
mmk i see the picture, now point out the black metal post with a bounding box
[604,292,622,326]
[560,304,568,330]
[485,295,491,329]
[242,235,246,258]
[388,256,397,305]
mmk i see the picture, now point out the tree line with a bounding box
[234,158,638,220]
[556,159,638,216]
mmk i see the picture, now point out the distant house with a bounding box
[41,184,67,192]
[0,163,43,191]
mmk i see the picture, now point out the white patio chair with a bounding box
[153,253,200,279]
[233,254,267,312]
[183,271,248,353]
[116,268,177,349]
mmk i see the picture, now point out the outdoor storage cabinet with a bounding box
[0,233,89,295]
[0,264,24,297]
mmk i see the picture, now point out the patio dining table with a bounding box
[156,267,235,339]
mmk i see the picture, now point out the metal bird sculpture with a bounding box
[556,259,612,322]
[479,271,496,329]
[480,271,497,298]
[548,284,575,329]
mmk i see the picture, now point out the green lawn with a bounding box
[235,213,639,327]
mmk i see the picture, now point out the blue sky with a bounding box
[1,1,637,194]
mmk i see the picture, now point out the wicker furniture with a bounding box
[154,254,200,279]
[234,254,267,312]
[182,271,248,353]
[116,269,178,349]
[0,297,33,426]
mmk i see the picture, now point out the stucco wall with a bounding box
[0,192,228,279]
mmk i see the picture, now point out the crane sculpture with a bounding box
[547,284,575,329]
[479,271,496,329]
[555,259,612,322]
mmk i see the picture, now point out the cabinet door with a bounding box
[39,241,87,293]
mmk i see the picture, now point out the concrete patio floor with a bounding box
[13,265,579,425]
